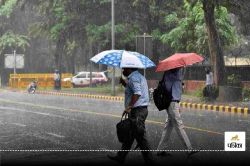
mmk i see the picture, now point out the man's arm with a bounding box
[123,76,142,114]
[124,94,140,113]
[129,94,140,107]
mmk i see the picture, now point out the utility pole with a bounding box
[89,42,93,87]
[13,50,16,88]
[111,0,115,96]
[13,50,16,74]
[136,33,152,78]
[143,33,146,77]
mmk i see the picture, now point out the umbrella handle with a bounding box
[181,68,186,81]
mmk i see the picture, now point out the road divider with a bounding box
[36,91,124,102]
[21,90,250,116]
[180,102,248,116]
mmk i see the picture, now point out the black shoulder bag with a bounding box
[116,113,132,143]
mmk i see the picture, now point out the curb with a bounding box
[36,91,124,102]
[180,102,249,116]
[35,90,249,116]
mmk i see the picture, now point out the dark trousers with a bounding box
[54,80,61,90]
[117,107,153,164]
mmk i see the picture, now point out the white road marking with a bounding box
[0,110,14,115]
[0,106,87,123]
[239,119,250,123]
[46,132,65,138]
[10,123,26,127]
[0,106,26,112]
[0,98,246,137]
[31,112,50,116]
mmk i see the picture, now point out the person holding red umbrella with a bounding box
[155,53,203,157]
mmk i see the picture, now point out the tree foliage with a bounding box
[0,0,17,17]
[0,0,29,53]
[160,0,239,57]
[1,0,247,81]
[0,31,30,52]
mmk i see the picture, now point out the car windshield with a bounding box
[77,73,86,78]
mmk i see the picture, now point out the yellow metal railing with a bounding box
[9,73,73,89]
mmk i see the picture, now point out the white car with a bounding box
[63,71,108,88]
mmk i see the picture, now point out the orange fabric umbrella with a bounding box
[156,53,204,72]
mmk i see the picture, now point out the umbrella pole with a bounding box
[182,67,186,80]
[111,0,115,96]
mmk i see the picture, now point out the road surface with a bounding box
[0,89,249,165]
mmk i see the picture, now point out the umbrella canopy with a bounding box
[90,50,155,69]
[156,53,204,72]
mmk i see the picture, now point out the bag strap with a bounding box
[160,72,166,83]
[121,112,128,121]
[162,71,173,98]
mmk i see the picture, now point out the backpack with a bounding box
[153,74,172,111]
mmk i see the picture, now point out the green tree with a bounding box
[161,0,238,57]
[131,0,183,62]
[26,0,112,71]
[0,0,30,53]
[0,0,17,18]
[202,0,226,86]
[161,0,239,86]
[27,0,70,72]
[0,31,30,53]
[64,39,78,74]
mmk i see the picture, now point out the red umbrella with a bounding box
[156,53,204,72]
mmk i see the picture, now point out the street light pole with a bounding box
[13,50,16,88]
[111,0,115,96]
[143,33,146,77]
[13,50,16,74]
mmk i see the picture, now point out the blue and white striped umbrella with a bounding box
[90,50,155,69]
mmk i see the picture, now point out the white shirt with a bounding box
[54,73,60,81]
[206,72,213,86]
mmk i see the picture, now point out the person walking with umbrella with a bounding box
[90,50,156,164]
[107,67,154,164]
[155,53,203,157]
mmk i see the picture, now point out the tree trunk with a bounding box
[55,34,66,72]
[203,0,226,86]
[70,48,76,74]
[54,33,66,89]
[0,53,3,86]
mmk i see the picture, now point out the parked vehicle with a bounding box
[63,71,108,88]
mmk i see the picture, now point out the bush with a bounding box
[227,74,242,87]
[202,85,219,101]
[194,87,203,98]
[242,88,250,101]
[193,87,207,102]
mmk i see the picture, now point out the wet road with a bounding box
[0,89,249,165]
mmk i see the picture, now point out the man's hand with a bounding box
[119,77,127,87]
[122,111,127,117]
[124,106,132,114]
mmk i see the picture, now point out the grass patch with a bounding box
[61,84,125,96]
[7,84,125,96]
